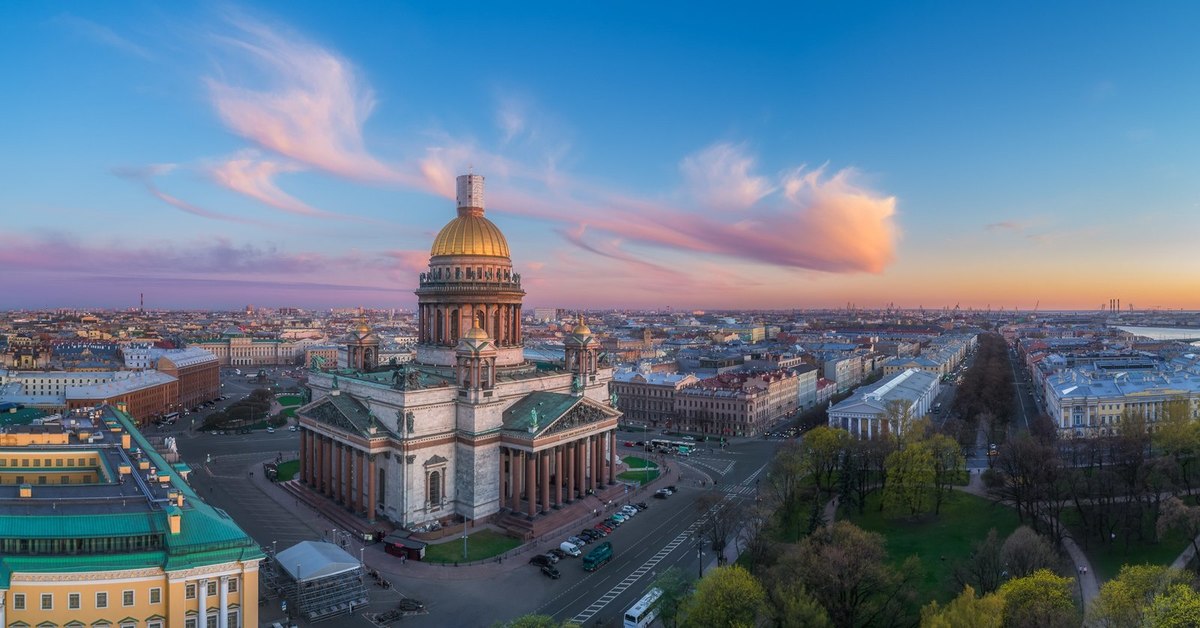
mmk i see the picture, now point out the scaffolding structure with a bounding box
[275,541,368,622]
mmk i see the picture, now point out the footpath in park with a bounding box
[957,471,1100,607]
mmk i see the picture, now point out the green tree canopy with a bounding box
[921,585,1004,628]
[680,565,766,628]
[1089,564,1191,628]
[883,441,935,518]
[996,569,1077,628]
[1145,583,1200,628]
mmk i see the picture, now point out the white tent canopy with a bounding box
[277,541,360,582]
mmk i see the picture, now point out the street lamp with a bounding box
[694,538,705,580]
[463,534,469,560]
[272,540,277,556]
[359,546,365,582]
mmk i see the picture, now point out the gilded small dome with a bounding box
[463,326,490,340]
[356,321,371,334]
[431,208,511,258]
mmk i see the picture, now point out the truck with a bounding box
[582,541,613,572]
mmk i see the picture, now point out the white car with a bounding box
[266,427,275,434]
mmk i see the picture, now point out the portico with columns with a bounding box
[497,392,621,518]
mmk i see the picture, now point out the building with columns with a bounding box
[0,404,262,628]
[296,174,621,533]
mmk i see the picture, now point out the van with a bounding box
[560,541,581,557]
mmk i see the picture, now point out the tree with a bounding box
[680,565,765,628]
[1157,496,1200,561]
[764,579,832,628]
[921,585,1004,628]
[928,433,964,516]
[954,528,1004,595]
[1089,564,1191,628]
[999,526,1060,579]
[996,569,1077,628]
[1153,396,1199,493]
[773,521,918,628]
[804,426,850,497]
[697,491,748,555]
[763,440,809,541]
[882,442,935,518]
[650,567,692,628]
[1145,583,1200,628]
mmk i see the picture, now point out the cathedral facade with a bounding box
[296,175,621,529]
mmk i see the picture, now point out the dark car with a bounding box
[579,530,597,541]
[635,502,649,510]
[529,555,552,567]
[541,565,561,579]
[666,485,677,493]
[549,548,567,560]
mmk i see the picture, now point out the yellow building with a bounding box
[0,405,263,628]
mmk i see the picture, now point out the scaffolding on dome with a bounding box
[273,541,368,622]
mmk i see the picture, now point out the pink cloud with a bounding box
[680,142,775,210]
[208,151,338,218]
[113,164,263,225]
[204,15,425,188]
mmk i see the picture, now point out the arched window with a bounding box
[449,309,460,342]
[428,470,441,505]
[435,311,444,345]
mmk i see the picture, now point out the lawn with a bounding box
[843,490,1021,604]
[619,468,660,483]
[276,395,303,407]
[275,460,299,481]
[423,529,521,564]
[1059,506,1191,581]
[623,456,658,470]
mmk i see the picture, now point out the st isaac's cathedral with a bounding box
[295,175,622,533]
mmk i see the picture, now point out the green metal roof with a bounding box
[0,511,165,539]
[502,391,580,433]
[0,551,166,588]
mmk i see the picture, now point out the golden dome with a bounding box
[431,208,510,258]
[356,321,370,334]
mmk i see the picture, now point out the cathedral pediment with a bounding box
[501,391,620,439]
[300,393,394,438]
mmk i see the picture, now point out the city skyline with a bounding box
[4,3,1200,310]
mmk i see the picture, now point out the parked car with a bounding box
[578,530,597,541]
[289,425,298,432]
[541,565,561,579]
[635,502,649,510]
[568,535,588,547]
[623,441,634,447]
[529,555,552,567]
[559,541,582,557]
[654,490,669,499]
[543,552,560,564]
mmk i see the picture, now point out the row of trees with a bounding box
[985,397,1200,552]
[947,332,1014,449]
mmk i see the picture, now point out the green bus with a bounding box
[582,541,613,571]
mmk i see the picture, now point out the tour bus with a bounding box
[161,412,180,424]
[623,587,664,628]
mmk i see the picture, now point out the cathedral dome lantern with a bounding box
[565,314,599,390]
[456,326,497,390]
[346,315,380,372]
[416,174,526,367]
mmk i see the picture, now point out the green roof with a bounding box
[502,391,580,433]
[0,511,165,539]
[0,551,166,588]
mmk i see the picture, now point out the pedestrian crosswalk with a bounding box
[689,457,735,477]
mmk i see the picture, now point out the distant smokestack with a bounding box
[140,293,144,312]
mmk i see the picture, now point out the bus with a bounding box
[647,439,693,455]
[161,412,180,423]
[582,541,613,572]
[623,587,664,628]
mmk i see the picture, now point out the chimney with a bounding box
[167,505,182,535]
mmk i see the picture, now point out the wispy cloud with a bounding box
[985,220,1027,233]
[54,14,153,60]
[113,164,261,225]
[204,13,423,187]
[208,150,338,218]
[680,143,776,210]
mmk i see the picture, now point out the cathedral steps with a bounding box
[279,479,392,540]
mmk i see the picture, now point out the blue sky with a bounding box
[3,2,1199,310]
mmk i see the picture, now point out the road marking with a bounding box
[566,465,769,625]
